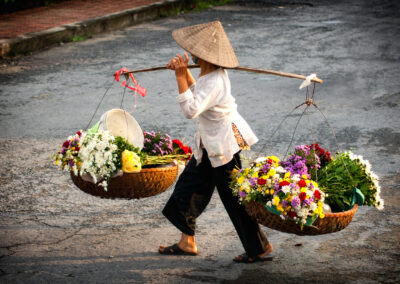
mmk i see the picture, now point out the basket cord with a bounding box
[253,82,357,188]
[254,84,313,159]
[85,80,115,131]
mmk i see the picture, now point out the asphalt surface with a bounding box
[0,0,399,283]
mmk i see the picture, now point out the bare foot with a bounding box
[258,243,273,258]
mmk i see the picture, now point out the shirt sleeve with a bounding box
[176,76,220,119]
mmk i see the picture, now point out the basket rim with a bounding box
[247,201,358,219]
[136,163,178,173]
[324,203,358,218]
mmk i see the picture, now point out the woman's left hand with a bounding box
[168,53,189,78]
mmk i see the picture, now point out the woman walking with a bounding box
[158,21,273,263]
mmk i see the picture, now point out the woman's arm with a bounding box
[167,53,195,94]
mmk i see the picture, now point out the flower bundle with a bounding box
[172,139,193,155]
[310,143,331,168]
[281,144,328,181]
[317,151,384,211]
[53,130,83,175]
[142,131,173,156]
[142,132,192,165]
[231,156,325,226]
[78,130,119,189]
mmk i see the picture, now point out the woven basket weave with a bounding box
[71,163,178,199]
[244,201,358,236]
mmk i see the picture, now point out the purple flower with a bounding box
[303,198,312,206]
[250,178,257,187]
[239,191,247,197]
[291,197,300,207]
[282,200,288,207]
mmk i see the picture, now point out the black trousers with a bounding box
[162,149,269,257]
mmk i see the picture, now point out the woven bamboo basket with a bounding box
[70,163,178,199]
[244,201,358,236]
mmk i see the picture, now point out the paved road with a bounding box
[0,0,399,283]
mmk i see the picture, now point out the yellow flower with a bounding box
[267,168,276,178]
[300,187,307,193]
[270,189,275,195]
[265,189,270,194]
[121,150,141,173]
[311,181,319,189]
[284,172,291,179]
[261,175,268,180]
[302,174,308,179]
[276,204,284,212]
[252,171,259,178]
[268,156,280,163]
[273,195,280,206]
[320,213,325,219]
[237,176,244,184]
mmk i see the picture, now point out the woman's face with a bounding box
[190,53,199,64]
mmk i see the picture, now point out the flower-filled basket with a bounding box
[53,126,192,199]
[231,144,383,235]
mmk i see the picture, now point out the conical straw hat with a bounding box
[172,21,239,68]
[98,109,144,149]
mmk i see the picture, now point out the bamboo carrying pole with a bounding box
[123,64,323,84]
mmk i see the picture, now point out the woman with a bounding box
[158,21,273,263]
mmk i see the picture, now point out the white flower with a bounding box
[376,197,384,210]
[255,157,267,163]
[310,203,317,211]
[275,166,286,173]
[266,201,272,207]
[78,130,118,191]
[282,185,291,194]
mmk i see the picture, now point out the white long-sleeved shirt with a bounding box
[177,68,258,167]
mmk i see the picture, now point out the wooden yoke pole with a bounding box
[123,64,323,84]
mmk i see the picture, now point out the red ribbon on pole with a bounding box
[114,68,147,97]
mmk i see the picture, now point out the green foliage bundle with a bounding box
[318,151,383,212]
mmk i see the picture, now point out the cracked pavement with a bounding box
[0,0,399,283]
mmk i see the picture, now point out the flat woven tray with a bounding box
[244,201,358,235]
[71,163,178,199]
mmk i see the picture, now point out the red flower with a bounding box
[75,146,80,152]
[76,130,82,137]
[279,180,290,187]
[325,151,331,160]
[314,190,321,200]
[298,180,307,188]
[299,192,306,201]
[188,147,192,154]
[173,139,183,149]
[257,178,267,185]
[62,141,69,148]
[288,211,297,218]
[182,145,189,154]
